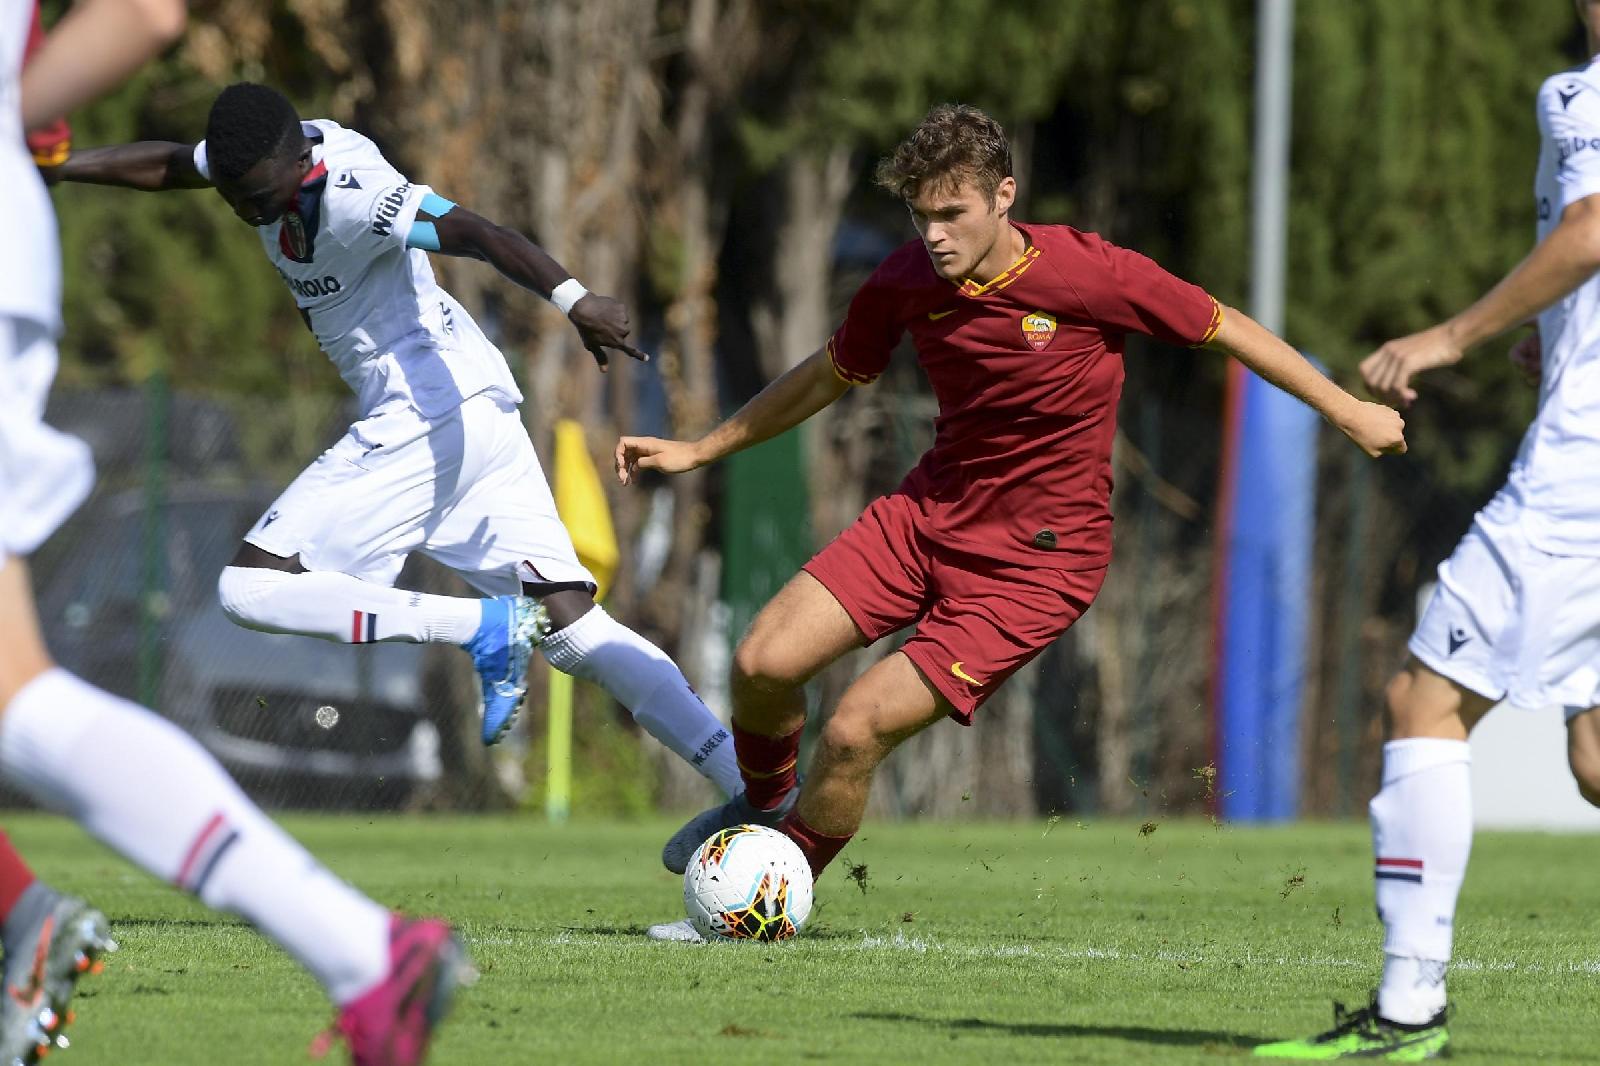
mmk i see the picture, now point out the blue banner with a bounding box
[1216,364,1320,821]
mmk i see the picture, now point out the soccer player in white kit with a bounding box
[53,83,744,797]
[8,6,471,1066]
[1257,2,1600,1059]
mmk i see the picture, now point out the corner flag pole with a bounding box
[547,420,620,822]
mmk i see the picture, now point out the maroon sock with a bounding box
[0,832,36,923]
[732,722,802,811]
[779,810,853,877]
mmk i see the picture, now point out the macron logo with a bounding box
[370,183,411,237]
[334,172,361,189]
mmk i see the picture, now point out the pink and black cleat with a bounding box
[310,916,475,1066]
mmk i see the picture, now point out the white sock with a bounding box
[218,565,482,645]
[0,668,390,1004]
[540,606,740,796]
[1370,737,1471,1024]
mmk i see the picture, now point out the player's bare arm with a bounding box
[615,346,848,485]
[19,0,186,134]
[1206,305,1407,458]
[51,141,209,190]
[1362,194,1600,406]
[419,204,646,372]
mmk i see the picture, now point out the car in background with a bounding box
[36,483,441,808]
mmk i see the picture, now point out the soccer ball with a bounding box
[683,825,814,941]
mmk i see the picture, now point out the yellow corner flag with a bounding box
[552,419,620,599]
[547,419,620,821]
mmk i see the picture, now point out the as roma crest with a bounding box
[279,211,310,263]
[1021,311,1057,351]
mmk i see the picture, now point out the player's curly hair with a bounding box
[204,83,303,183]
[875,104,1013,204]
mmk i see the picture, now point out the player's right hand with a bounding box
[1508,330,1541,386]
[569,293,650,374]
[1339,400,1407,457]
[1359,323,1464,407]
[614,436,702,485]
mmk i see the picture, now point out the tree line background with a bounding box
[39,0,1581,818]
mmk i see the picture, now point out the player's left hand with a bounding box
[568,293,650,373]
[1359,324,1463,408]
[1337,399,1408,457]
[1508,330,1541,386]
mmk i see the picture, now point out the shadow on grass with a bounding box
[852,1010,1263,1051]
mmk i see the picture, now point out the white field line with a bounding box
[486,929,1600,977]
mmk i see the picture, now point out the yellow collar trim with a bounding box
[959,244,1041,298]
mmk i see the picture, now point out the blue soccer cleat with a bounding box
[463,595,550,745]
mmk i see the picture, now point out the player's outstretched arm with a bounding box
[615,346,849,485]
[1361,195,1600,406]
[21,0,186,133]
[1206,307,1407,458]
[52,142,208,191]
[416,202,646,372]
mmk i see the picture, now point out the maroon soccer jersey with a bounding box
[827,222,1221,569]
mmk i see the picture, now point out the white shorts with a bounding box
[1410,489,1600,720]
[0,317,93,560]
[246,391,595,596]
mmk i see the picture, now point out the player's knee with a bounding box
[732,630,806,693]
[817,707,889,771]
[216,565,276,630]
[1383,669,1438,737]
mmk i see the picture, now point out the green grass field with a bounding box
[5,814,1595,1065]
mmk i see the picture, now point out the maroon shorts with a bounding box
[803,492,1106,724]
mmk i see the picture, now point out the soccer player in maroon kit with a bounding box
[617,105,1406,939]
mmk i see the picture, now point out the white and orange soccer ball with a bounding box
[683,825,813,942]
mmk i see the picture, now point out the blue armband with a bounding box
[406,193,458,250]
[420,192,456,216]
[407,221,441,251]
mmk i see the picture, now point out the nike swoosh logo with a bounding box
[950,662,983,686]
[928,309,957,321]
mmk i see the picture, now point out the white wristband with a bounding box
[550,278,589,316]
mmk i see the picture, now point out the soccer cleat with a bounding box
[645,919,705,944]
[463,595,550,745]
[1252,998,1449,1061]
[660,788,799,875]
[0,893,115,1066]
[310,915,475,1066]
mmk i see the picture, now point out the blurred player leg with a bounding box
[1566,706,1600,807]
[0,556,393,1005]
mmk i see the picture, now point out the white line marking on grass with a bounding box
[514,928,1600,977]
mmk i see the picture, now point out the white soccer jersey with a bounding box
[1520,61,1600,555]
[0,2,61,332]
[195,120,521,418]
